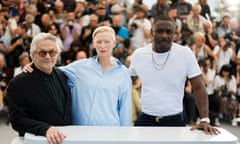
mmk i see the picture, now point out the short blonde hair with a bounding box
[193,31,205,42]
[92,26,116,41]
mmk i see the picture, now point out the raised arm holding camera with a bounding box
[60,11,81,51]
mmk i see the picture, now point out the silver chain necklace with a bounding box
[151,50,170,71]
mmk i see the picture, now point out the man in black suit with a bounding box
[6,33,72,144]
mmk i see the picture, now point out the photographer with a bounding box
[127,6,151,51]
[6,23,32,68]
[111,14,130,64]
[60,11,82,51]
[0,53,13,109]
[200,58,219,126]
[79,14,99,57]
[0,24,9,54]
[213,64,239,126]
[229,18,240,46]
[213,38,236,72]
[216,13,231,38]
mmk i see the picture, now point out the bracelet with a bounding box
[199,117,210,124]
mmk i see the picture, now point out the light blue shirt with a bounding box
[60,56,132,126]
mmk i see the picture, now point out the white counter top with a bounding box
[12,126,239,144]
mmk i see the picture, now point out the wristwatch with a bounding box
[199,117,210,124]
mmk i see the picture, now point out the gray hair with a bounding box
[30,33,62,58]
[26,4,37,13]
[89,14,98,20]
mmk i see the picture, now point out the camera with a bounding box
[224,40,232,48]
[220,85,231,98]
[112,25,120,34]
[225,32,235,40]
[129,21,138,37]
[4,16,8,21]
[67,20,74,29]
[0,72,7,91]
[131,22,138,29]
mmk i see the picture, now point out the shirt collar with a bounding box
[32,64,55,77]
[92,55,122,67]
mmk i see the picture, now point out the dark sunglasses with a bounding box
[35,50,57,57]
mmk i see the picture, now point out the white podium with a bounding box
[11,137,24,144]
[13,126,239,144]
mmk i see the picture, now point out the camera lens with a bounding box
[68,20,74,29]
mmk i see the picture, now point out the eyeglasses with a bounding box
[35,50,57,57]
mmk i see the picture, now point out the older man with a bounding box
[6,33,72,144]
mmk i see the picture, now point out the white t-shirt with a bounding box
[129,43,201,117]
[27,23,41,37]
[213,75,237,95]
[205,69,216,95]
[128,18,151,50]
[4,18,17,44]
[236,49,240,58]
[213,45,233,72]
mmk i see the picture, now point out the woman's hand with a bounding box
[22,62,33,73]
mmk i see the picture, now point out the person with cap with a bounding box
[111,0,132,25]
[111,4,127,26]
[94,2,112,25]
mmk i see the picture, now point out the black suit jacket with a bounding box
[6,67,72,136]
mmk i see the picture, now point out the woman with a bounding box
[192,32,218,69]
[213,64,238,126]
[200,58,218,126]
[61,26,132,126]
